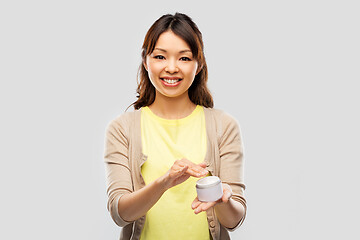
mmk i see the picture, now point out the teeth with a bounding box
[163,78,180,84]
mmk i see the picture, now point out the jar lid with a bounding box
[196,176,221,189]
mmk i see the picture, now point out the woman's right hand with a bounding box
[160,159,208,190]
[117,158,208,222]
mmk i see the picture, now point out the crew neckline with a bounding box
[142,105,203,125]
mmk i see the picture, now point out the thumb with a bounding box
[178,165,188,176]
[198,162,207,168]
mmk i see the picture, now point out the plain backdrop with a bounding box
[1,0,359,239]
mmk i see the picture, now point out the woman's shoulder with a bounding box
[203,107,239,126]
[105,109,141,134]
[203,107,242,141]
[111,109,140,123]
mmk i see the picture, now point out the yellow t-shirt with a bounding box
[139,105,210,240]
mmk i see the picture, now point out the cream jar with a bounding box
[196,176,223,202]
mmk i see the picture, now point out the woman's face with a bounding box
[144,30,199,100]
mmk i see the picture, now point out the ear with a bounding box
[143,59,148,71]
[196,64,203,75]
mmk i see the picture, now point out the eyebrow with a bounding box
[154,48,192,54]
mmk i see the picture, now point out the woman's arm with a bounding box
[214,199,245,229]
[118,159,208,222]
[214,184,246,229]
[117,173,167,222]
[192,112,247,229]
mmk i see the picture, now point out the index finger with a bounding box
[186,168,207,178]
[180,159,208,177]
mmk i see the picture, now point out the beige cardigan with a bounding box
[104,107,246,240]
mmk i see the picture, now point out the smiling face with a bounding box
[144,30,200,100]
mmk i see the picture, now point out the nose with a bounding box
[165,59,179,73]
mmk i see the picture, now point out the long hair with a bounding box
[130,12,213,110]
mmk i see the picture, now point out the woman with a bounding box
[104,12,246,240]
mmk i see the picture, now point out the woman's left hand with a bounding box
[191,183,233,214]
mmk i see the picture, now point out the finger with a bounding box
[222,189,232,203]
[175,159,198,174]
[192,165,208,176]
[222,183,231,191]
[173,160,186,169]
[178,166,189,178]
[176,165,188,174]
[181,165,188,173]
[192,162,208,174]
[185,168,206,177]
[194,204,204,214]
[204,201,216,210]
[194,201,216,214]
[191,197,201,209]
[196,163,208,175]
[179,159,208,176]
[171,165,188,178]
[177,172,191,182]
[198,162,207,169]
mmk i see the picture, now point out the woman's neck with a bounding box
[149,93,196,119]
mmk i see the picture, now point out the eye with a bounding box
[154,55,165,60]
[180,57,191,61]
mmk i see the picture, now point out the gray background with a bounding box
[1,0,359,239]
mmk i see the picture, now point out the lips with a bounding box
[161,77,182,86]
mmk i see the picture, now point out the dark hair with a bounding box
[130,12,213,110]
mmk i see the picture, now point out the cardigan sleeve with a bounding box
[104,115,134,227]
[218,112,247,231]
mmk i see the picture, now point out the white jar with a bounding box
[196,176,223,202]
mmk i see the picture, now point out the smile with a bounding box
[161,78,182,86]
